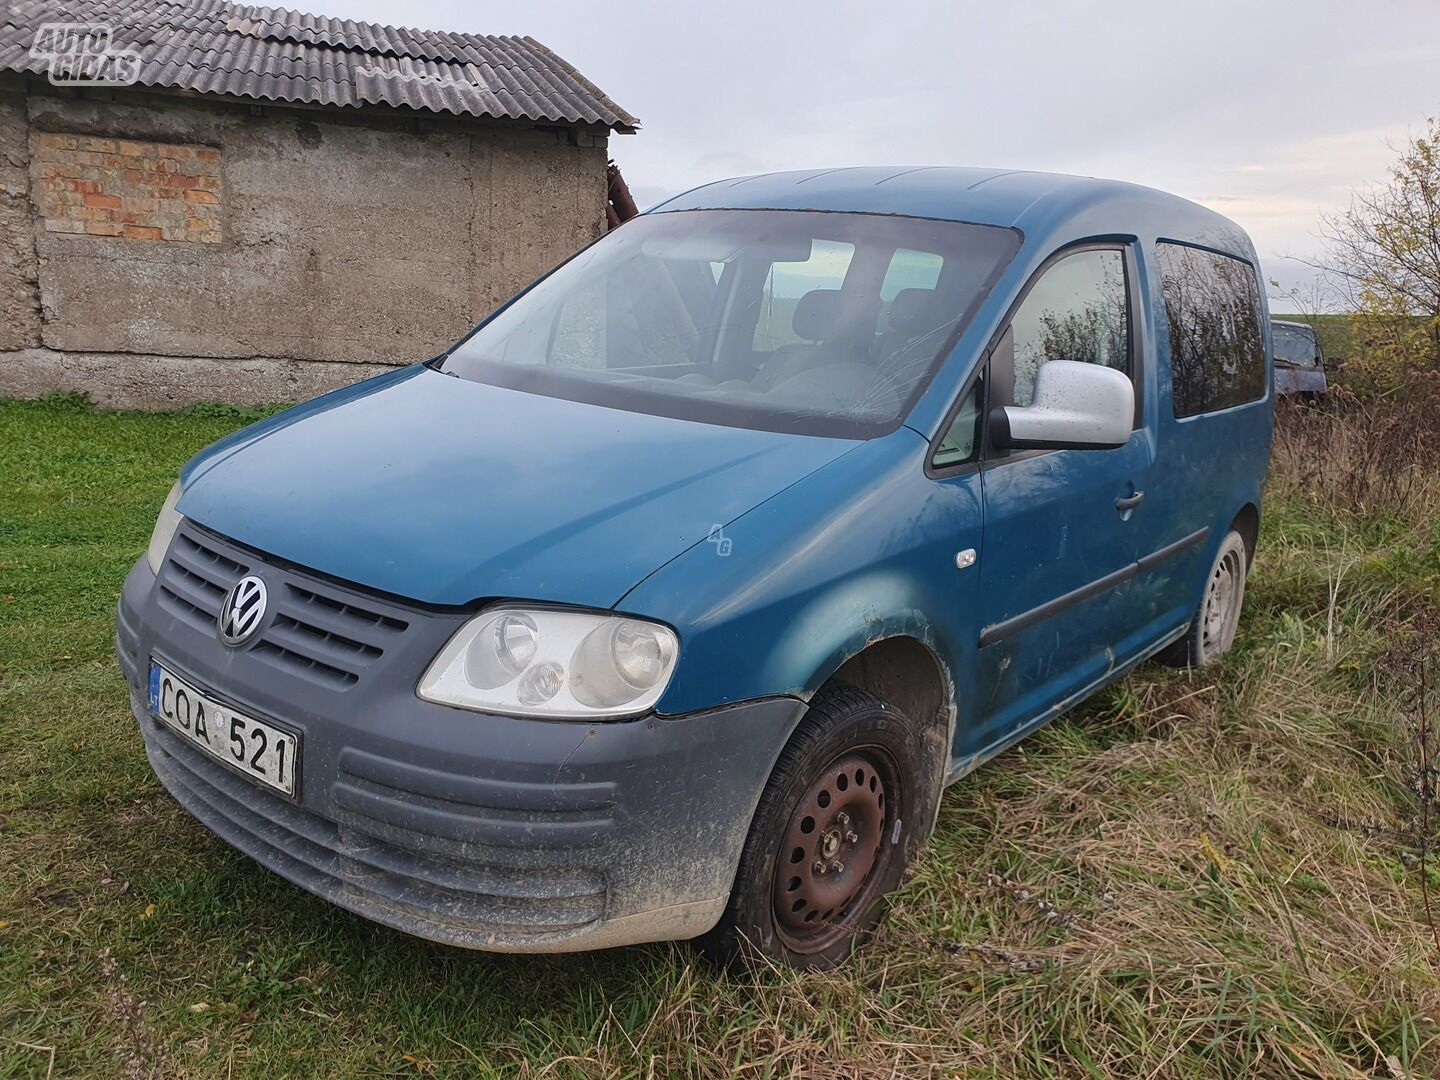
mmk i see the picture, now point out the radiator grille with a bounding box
[155,524,410,689]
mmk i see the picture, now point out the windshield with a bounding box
[1273,323,1320,366]
[441,209,1019,437]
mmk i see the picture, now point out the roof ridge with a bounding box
[230,3,519,54]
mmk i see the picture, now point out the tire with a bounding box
[700,685,925,970]
[1158,529,1250,668]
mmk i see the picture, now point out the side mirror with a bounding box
[989,360,1134,451]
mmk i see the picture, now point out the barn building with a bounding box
[0,0,637,405]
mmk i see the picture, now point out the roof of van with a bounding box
[651,166,1256,262]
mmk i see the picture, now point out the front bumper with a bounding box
[116,525,805,952]
[1274,365,1327,396]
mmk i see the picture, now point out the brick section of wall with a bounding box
[32,132,222,243]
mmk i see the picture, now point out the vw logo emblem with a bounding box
[218,575,268,646]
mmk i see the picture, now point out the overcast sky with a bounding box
[327,0,1440,312]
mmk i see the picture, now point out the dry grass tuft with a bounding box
[1271,375,1440,525]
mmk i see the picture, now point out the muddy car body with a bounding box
[118,167,1274,967]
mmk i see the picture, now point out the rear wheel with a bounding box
[1159,529,1249,667]
[701,685,923,969]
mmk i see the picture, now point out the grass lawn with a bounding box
[2,393,1439,1078]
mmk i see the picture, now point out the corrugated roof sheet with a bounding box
[0,0,638,130]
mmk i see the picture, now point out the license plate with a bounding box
[148,661,298,796]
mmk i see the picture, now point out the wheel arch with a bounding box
[809,631,956,837]
[1229,501,1261,567]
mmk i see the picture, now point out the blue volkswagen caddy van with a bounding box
[117,167,1273,969]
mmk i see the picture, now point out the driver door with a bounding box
[962,245,1156,758]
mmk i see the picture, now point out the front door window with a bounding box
[995,248,1131,411]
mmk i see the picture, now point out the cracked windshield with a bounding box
[443,208,1019,436]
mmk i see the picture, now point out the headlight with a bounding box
[145,481,184,575]
[418,607,679,718]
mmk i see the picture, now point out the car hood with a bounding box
[177,366,856,609]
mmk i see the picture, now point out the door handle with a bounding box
[1115,490,1146,513]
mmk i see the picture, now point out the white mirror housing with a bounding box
[990,360,1134,451]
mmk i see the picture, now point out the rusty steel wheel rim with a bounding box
[772,749,896,950]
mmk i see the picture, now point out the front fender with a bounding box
[768,577,954,703]
[623,430,984,726]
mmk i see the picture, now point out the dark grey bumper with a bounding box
[116,528,805,952]
[1274,364,1327,396]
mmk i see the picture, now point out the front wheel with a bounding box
[1159,529,1250,668]
[700,686,924,970]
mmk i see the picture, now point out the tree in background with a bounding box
[1319,114,1440,390]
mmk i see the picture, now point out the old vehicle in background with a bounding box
[1272,319,1328,402]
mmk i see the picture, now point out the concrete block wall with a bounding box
[0,86,42,354]
[0,81,610,408]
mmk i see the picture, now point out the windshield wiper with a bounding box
[424,351,457,375]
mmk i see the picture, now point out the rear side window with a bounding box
[1156,243,1266,417]
[752,240,855,352]
[880,248,945,301]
